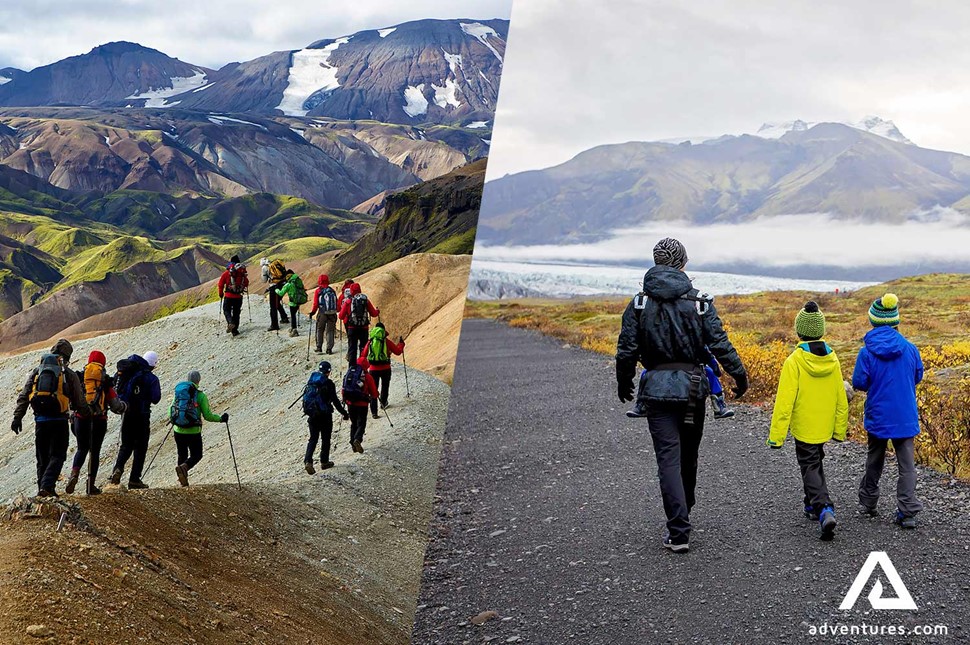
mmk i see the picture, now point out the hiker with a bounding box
[339,282,380,362]
[337,279,355,309]
[110,351,162,489]
[853,293,924,529]
[11,339,90,497]
[615,238,747,553]
[170,370,228,487]
[218,255,249,336]
[265,258,290,332]
[260,257,270,283]
[309,274,339,354]
[301,361,349,474]
[275,269,308,337]
[363,322,405,418]
[628,349,734,419]
[66,351,128,495]
[767,301,848,540]
[343,355,379,454]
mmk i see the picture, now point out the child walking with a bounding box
[301,361,349,474]
[852,293,924,528]
[767,301,848,539]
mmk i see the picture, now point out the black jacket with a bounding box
[616,265,745,403]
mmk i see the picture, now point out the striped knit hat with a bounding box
[869,293,900,327]
[795,301,825,340]
[653,238,689,269]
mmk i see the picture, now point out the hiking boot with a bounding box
[803,505,819,521]
[109,468,122,486]
[895,510,918,529]
[267,326,280,332]
[280,316,290,324]
[372,412,380,420]
[65,468,80,494]
[351,441,363,454]
[819,506,837,539]
[321,461,335,470]
[662,530,689,553]
[230,325,240,337]
[289,328,299,337]
[626,401,648,418]
[315,348,323,354]
[380,400,389,409]
[711,394,735,419]
[226,323,233,333]
[859,502,878,517]
[175,464,189,487]
[128,479,149,490]
[36,489,58,498]
[304,461,316,475]
[88,484,102,496]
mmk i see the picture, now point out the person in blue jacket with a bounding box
[852,293,924,529]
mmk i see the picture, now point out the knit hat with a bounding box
[318,361,331,374]
[51,338,74,363]
[88,350,106,366]
[143,351,159,368]
[230,254,240,264]
[869,293,900,327]
[653,238,689,269]
[794,301,825,340]
[187,370,201,385]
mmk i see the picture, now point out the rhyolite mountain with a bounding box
[0,19,507,126]
[478,122,970,246]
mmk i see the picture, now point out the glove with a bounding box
[766,439,782,449]
[617,379,634,403]
[342,413,350,421]
[11,419,22,435]
[731,373,749,399]
[220,413,229,423]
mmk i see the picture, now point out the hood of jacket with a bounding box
[88,350,106,366]
[642,265,694,301]
[863,326,905,360]
[318,274,330,287]
[350,283,362,295]
[792,342,840,378]
[51,338,74,362]
[356,355,371,370]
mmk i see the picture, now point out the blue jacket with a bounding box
[852,327,923,439]
[119,355,162,416]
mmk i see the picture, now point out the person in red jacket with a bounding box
[342,355,379,454]
[336,279,355,309]
[363,322,404,419]
[309,274,339,354]
[338,282,380,363]
[218,255,249,336]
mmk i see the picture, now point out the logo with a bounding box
[840,551,917,611]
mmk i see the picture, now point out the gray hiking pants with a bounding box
[859,435,922,517]
[316,313,337,353]
[794,440,832,515]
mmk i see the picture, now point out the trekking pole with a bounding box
[246,291,252,323]
[218,297,223,323]
[287,387,307,410]
[225,420,242,490]
[400,338,411,398]
[143,424,173,478]
[307,315,313,361]
[381,404,395,429]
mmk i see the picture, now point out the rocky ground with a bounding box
[414,319,970,645]
[0,298,450,644]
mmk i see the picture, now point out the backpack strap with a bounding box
[679,292,713,315]
[633,292,649,310]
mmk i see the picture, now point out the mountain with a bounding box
[752,116,912,145]
[478,122,970,245]
[0,67,25,85]
[0,42,211,108]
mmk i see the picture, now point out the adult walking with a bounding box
[615,238,747,553]
[170,370,229,487]
[275,269,308,338]
[110,351,162,489]
[363,322,405,418]
[265,259,290,332]
[218,255,249,336]
[338,282,379,363]
[309,274,339,354]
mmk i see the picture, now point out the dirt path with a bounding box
[413,319,970,645]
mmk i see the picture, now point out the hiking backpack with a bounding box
[170,382,202,428]
[115,355,147,406]
[349,293,371,327]
[302,372,332,417]
[367,328,389,363]
[318,287,337,314]
[342,364,369,402]
[79,362,108,416]
[29,354,69,417]
[226,263,247,295]
[268,259,286,282]
[343,287,352,301]
[289,274,308,306]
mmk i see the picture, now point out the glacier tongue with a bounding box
[276,37,351,117]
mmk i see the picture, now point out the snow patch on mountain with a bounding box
[403,84,428,117]
[0,76,11,85]
[467,121,488,129]
[753,116,913,145]
[432,79,460,109]
[442,51,463,75]
[460,22,503,64]
[378,27,397,38]
[276,37,350,117]
[207,115,268,130]
[125,70,208,108]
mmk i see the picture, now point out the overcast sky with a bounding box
[0,0,511,70]
[488,0,970,178]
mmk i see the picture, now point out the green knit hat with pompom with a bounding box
[869,293,900,327]
[794,301,825,340]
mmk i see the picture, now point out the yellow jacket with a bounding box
[767,342,848,447]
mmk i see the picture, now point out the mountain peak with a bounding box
[88,41,162,56]
[753,116,912,145]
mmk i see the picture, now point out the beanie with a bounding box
[794,301,825,340]
[869,293,900,327]
[188,370,201,385]
[318,361,331,374]
[143,351,158,368]
[230,254,240,264]
[653,238,689,269]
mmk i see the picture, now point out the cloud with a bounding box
[486,0,970,180]
[0,0,512,70]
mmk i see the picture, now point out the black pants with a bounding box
[795,439,832,515]
[316,313,337,352]
[349,406,369,445]
[370,370,391,415]
[72,416,108,482]
[35,418,69,492]
[289,306,299,330]
[114,412,151,482]
[269,288,289,328]
[645,402,705,544]
[175,433,204,470]
[223,297,242,329]
[347,327,368,363]
[305,414,334,463]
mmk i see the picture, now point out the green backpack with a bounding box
[289,274,308,305]
[367,327,389,363]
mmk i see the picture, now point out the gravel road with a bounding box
[413,319,970,645]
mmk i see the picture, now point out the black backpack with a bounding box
[319,287,337,314]
[342,364,369,402]
[29,354,68,416]
[115,355,148,406]
[349,293,371,327]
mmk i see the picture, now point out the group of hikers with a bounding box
[9,254,410,498]
[616,238,924,552]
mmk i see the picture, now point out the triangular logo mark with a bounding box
[839,551,917,611]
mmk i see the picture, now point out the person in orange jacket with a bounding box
[342,355,379,454]
[363,322,404,418]
[338,282,380,362]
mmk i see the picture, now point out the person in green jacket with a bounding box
[767,301,848,540]
[275,269,307,338]
[169,370,228,487]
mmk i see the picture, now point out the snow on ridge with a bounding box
[431,79,460,109]
[467,121,488,129]
[442,50,463,75]
[403,84,428,117]
[125,70,208,108]
[752,116,913,145]
[378,27,397,38]
[460,22,503,64]
[207,115,268,131]
[0,76,11,85]
[276,36,351,117]
[192,82,217,93]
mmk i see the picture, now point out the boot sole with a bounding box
[663,541,690,553]
[65,478,78,494]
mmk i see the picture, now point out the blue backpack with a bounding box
[170,382,202,427]
[342,364,368,402]
[302,372,332,417]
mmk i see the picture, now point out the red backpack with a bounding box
[226,263,248,294]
